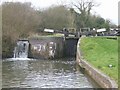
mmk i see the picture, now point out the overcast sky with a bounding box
[2,0,120,25]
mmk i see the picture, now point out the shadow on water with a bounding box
[2,57,100,88]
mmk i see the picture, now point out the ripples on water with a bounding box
[2,58,99,88]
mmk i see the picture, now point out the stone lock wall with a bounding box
[28,37,64,59]
[28,37,79,59]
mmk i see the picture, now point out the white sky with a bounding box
[2,0,120,25]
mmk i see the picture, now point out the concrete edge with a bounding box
[76,37,118,88]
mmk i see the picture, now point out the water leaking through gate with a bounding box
[13,40,29,58]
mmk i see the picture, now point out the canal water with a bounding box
[2,58,99,88]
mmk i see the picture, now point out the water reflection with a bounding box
[2,58,99,88]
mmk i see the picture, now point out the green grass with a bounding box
[118,37,120,87]
[80,37,118,83]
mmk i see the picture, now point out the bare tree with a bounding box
[72,0,99,14]
[71,0,99,27]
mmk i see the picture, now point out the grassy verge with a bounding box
[80,37,118,83]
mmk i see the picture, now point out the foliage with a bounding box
[74,11,111,30]
[2,35,14,58]
[2,2,40,57]
[0,5,2,57]
[38,5,71,30]
[71,0,98,28]
[70,0,114,30]
[2,2,40,38]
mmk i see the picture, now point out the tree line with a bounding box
[1,1,118,58]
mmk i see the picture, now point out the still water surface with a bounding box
[2,58,99,88]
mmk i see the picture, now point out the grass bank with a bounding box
[80,37,118,83]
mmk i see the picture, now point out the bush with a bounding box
[2,35,15,58]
